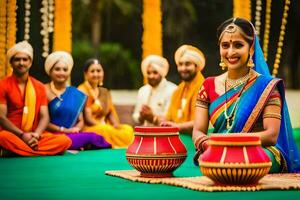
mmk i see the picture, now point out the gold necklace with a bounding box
[226,72,250,90]
[84,81,101,106]
[50,81,65,101]
[224,74,250,130]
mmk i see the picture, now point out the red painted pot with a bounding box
[199,134,271,185]
[126,126,187,177]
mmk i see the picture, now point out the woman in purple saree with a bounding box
[193,18,300,173]
[44,51,111,150]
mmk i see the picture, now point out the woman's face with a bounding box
[219,30,250,71]
[49,61,69,84]
[85,63,104,86]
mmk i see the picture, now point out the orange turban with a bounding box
[141,55,169,78]
[174,45,205,71]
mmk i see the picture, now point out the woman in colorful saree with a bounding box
[192,18,300,173]
[78,58,134,148]
[44,51,111,150]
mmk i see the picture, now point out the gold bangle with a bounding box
[194,135,208,149]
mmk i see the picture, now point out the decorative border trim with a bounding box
[199,161,272,168]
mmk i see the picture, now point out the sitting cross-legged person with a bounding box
[44,51,111,150]
[78,58,134,149]
[0,41,71,157]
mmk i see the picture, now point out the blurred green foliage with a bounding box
[72,41,141,89]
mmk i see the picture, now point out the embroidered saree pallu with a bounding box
[199,134,271,185]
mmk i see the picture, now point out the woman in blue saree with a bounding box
[193,18,300,173]
[44,51,111,150]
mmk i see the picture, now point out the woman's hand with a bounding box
[159,121,179,128]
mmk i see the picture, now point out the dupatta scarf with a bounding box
[48,86,87,128]
[21,77,36,132]
[208,35,300,172]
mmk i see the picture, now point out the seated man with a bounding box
[159,45,206,134]
[0,41,71,157]
[132,55,177,126]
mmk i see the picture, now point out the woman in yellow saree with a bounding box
[78,58,134,148]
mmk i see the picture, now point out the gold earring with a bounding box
[247,57,254,68]
[219,58,227,70]
[97,81,103,87]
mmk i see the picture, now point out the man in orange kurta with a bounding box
[0,41,71,157]
[160,45,206,134]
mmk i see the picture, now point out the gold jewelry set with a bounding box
[219,22,254,70]
[224,71,251,130]
[225,71,250,90]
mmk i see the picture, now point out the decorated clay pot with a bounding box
[126,126,187,177]
[199,134,272,185]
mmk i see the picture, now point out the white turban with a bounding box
[174,45,205,71]
[141,55,169,78]
[44,51,74,75]
[7,41,33,62]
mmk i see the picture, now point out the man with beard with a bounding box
[132,55,177,126]
[0,41,71,157]
[160,45,206,134]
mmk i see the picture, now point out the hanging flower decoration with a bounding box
[142,0,162,59]
[53,0,72,53]
[233,0,251,21]
[0,0,7,79]
[6,0,17,75]
[24,0,30,40]
[254,0,262,37]
[262,0,272,61]
[272,0,290,77]
[40,0,50,57]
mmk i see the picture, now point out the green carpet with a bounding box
[1,134,300,200]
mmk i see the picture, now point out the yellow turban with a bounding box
[7,41,33,62]
[141,55,169,78]
[44,51,73,75]
[174,45,205,71]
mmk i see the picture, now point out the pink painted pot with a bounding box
[199,134,272,185]
[126,126,187,177]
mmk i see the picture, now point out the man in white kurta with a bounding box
[132,55,177,126]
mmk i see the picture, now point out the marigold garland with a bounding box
[142,0,162,59]
[263,0,272,61]
[272,0,290,77]
[53,0,72,53]
[233,0,251,21]
[0,0,7,79]
[0,0,16,79]
[6,0,17,76]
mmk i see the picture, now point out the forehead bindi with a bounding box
[220,32,246,43]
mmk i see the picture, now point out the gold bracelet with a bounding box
[194,135,208,149]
